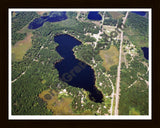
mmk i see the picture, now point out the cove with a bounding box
[88,12,102,21]
[54,34,103,103]
[28,12,67,29]
[141,47,149,60]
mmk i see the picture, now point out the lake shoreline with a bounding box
[54,34,103,103]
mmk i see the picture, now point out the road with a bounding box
[108,77,114,115]
[11,44,45,84]
[114,12,129,115]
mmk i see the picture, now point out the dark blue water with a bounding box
[28,12,67,29]
[141,47,149,60]
[131,11,147,16]
[54,34,103,103]
[88,11,102,21]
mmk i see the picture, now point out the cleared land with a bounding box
[99,46,119,71]
[36,11,49,16]
[109,12,124,20]
[39,89,73,115]
[103,25,116,35]
[12,32,33,61]
[17,24,33,34]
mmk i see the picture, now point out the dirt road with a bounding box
[114,12,129,115]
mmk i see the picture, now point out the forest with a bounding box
[119,57,148,115]
[126,12,148,36]
[11,11,113,115]
[118,12,149,115]
[124,12,149,48]
[12,12,39,45]
[11,11,149,116]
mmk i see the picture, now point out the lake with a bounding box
[141,47,149,60]
[131,11,147,16]
[54,34,103,103]
[28,12,67,29]
[88,11,102,20]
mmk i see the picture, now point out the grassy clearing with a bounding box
[12,32,33,61]
[129,107,140,115]
[52,18,79,28]
[109,12,124,20]
[39,89,73,115]
[41,80,46,84]
[99,46,119,71]
[17,24,33,34]
[124,27,148,47]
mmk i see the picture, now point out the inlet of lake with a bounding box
[54,34,103,103]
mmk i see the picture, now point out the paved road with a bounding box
[114,12,129,115]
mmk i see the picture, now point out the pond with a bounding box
[141,47,149,60]
[54,34,103,103]
[28,12,68,29]
[88,11,102,21]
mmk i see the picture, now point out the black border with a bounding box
[0,0,159,128]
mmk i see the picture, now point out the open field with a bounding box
[99,46,119,71]
[103,25,116,35]
[129,107,140,115]
[109,12,124,20]
[124,27,148,47]
[12,32,33,61]
[39,89,73,115]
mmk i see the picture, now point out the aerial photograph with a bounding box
[9,9,151,119]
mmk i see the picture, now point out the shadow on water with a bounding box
[54,34,103,103]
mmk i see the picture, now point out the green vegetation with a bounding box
[118,13,149,115]
[67,12,77,18]
[11,12,111,115]
[39,89,73,115]
[126,13,148,36]
[12,12,38,45]
[12,33,33,61]
[103,19,117,26]
[124,12,148,47]
[11,11,149,116]
[99,46,119,71]
[119,57,148,115]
